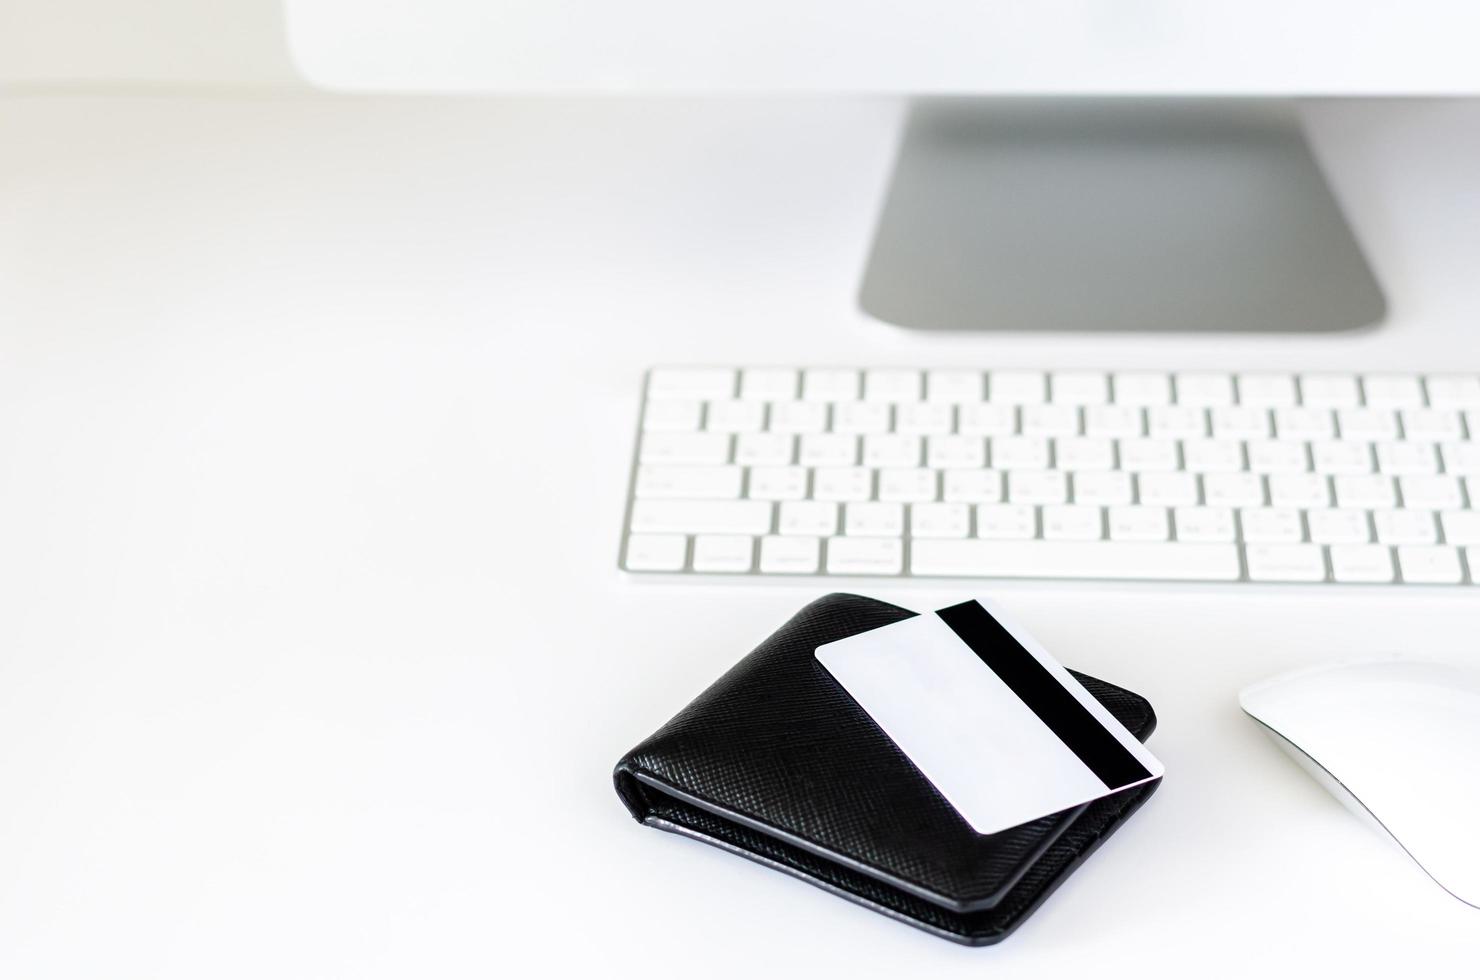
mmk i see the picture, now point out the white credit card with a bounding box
[815,599,1163,836]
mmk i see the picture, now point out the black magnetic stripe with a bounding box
[935,600,1151,789]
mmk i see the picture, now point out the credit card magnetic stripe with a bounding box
[934,601,1153,789]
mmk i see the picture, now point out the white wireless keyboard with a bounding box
[620,367,1480,585]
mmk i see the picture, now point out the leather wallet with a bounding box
[613,593,1161,946]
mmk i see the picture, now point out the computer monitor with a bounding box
[285,0,1480,332]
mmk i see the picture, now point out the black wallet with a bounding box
[613,593,1161,946]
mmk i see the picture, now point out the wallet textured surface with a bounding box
[613,593,1161,945]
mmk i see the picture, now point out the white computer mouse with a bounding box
[1239,659,1480,909]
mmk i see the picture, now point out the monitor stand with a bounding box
[858,99,1385,333]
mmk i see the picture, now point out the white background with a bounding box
[2,91,1479,977]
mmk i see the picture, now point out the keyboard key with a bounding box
[1300,373,1361,408]
[926,370,984,402]
[826,537,903,575]
[1363,374,1425,408]
[1440,442,1480,475]
[1176,372,1235,407]
[1147,405,1207,439]
[746,466,808,500]
[895,401,954,434]
[768,400,828,433]
[779,500,838,536]
[1246,440,1309,474]
[1310,440,1373,475]
[864,369,921,402]
[942,469,1003,503]
[758,535,820,573]
[1246,544,1326,582]
[1267,473,1329,508]
[1376,441,1438,476]
[734,432,795,466]
[649,367,735,399]
[1425,375,1480,409]
[877,468,938,502]
[1118,438,1180,472]
[1020,404,1080,436]
[692,534,755,572]
[957,402,1017,435]
[1333,474,1396,508]
[1007,470,1068,504]
[1307,508,1371,544]
[803,368,860,401]
[1175,506,1236,542]
[798,432,858,466]
[910,502,971,538]
[1274,407,1335,440]
[1083,404,1143,437]
[1401,409,1462,441]
[1183,439,1244,473]
[1397,545,1463,584]
[739,368,798,400]
[1329,545,1395,583]
[705,399,765,433]
[1210,406,1271,439]
[912,540,1240,580]
[1137,472,1199,506]
[643,398,703,431]
[624,533,688,571]
[811,467,873,502]
[1239,507,1304,544]
[1113,372,1172,405]
[1042,504,1104,540]
[1203,472,1265,507]
[1374,509,1437,545]
[1054,436,1114,471]
[1338,408,1399,441]
[1238,373,1297,407]
[636,465,742,499]
[640,431,731,464]
[832,401,891,434]
[1108,505,1169,542]
[990,370,1046,403]
[975,504,1037,539]
[927,434,986,469]
[1399,475,1463,510]
[845,502,904,537]
[991,436,1051,470]
[1441,511,1480,545]
[1073,471,1134,505]
[631,500,772,535]
[863,433,922,467]
[1051,371,1109,404]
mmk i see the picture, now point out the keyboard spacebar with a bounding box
[911,540,1242,581]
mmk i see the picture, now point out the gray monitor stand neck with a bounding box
[858,98,1385,333]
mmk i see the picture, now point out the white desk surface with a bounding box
[1,94,1478,978]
